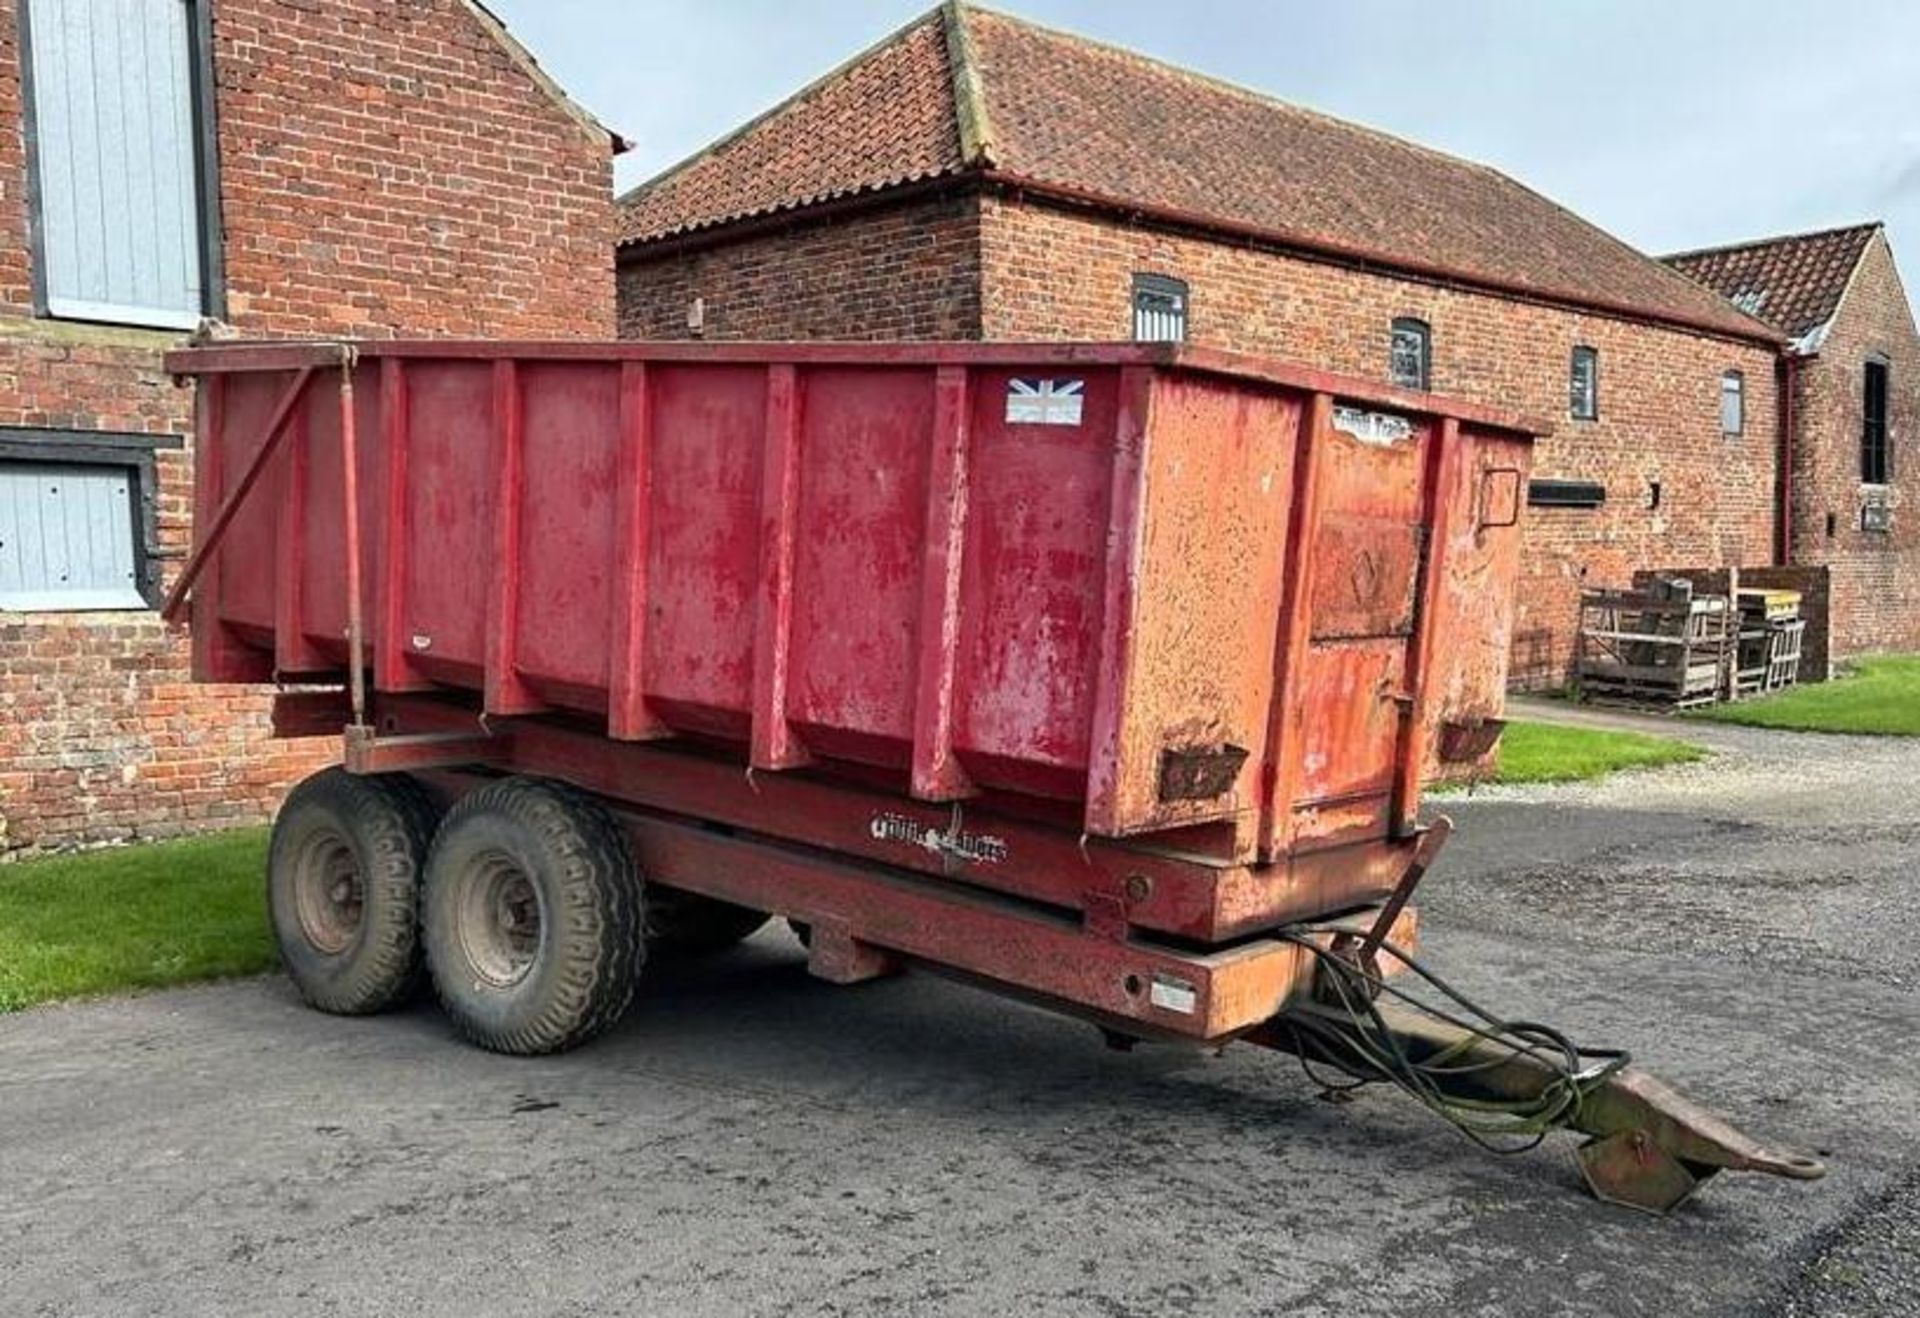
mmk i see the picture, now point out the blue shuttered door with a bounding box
[24,0,205,329]
[0,462,147,610]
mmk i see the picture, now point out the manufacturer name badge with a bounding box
[1332,406,1414,446]
[868,812,1008,865]
[1006,378,1085,426]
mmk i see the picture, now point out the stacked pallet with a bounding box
[1575,579,1736,710]
[1732,589,1805,698]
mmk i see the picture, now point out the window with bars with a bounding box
[19,0,222,329]
[1720,370,1744,437]
[1569,345,1598,420]
[1863,357,1891,485]
[1131,274,1187,342]
[1389,317,1430,391]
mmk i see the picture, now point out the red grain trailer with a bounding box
[162,340,1821,1212]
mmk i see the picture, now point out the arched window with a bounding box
[1389,318,1430,391]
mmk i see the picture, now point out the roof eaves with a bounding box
[622,170,969,249]
[459,0,631,154]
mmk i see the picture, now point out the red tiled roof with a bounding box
[617,13,965,244]
[618,4,1778,343]
[1663,223,1881,344]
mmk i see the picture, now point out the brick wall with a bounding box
[0,0,616,857]
[613,187,1782,691]
[617,191,982,341]
[1787,233,1920,658]
[974,195,1781,687]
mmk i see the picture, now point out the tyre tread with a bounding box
[268,767,438,1016]
[426,777,642,1056]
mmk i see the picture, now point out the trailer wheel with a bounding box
[646,888,770,955]
[423,777,642,1055]
[267,767,439,1016]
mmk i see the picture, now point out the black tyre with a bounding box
[647,887,770,955]
[267,767,439,1016]
[423,777,642,1055]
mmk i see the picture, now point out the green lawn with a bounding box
[1692,655,1920,736]
[0,829,272,1013]
[1486,718,1707,785]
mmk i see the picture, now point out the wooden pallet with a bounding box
[1577,582,1735,711]
[1765,618,1805,691]
[1731,591,1804,700]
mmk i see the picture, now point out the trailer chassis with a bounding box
[274,688,1825,1213]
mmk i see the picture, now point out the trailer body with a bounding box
[182,342,1529,833]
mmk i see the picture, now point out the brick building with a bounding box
[615,2,1795,689]
[0,0,622,856]
[1666,224,1919,658]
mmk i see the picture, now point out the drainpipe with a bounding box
[1777,352,1797,566]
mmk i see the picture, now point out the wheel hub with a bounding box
[294,834,365,956]
[459,854,544,987]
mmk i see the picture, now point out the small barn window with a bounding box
[1569,346,1598,420]
[0,431,172,611]
[1720,370,1744,437]
[1389,318,1430,391]
[1527,479,1606,509]
[1863,357,1890,485]
[1131,274,1187,342]
[19,0,222,329]
[0,461,148,610]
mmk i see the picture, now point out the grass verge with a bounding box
[1483,718,1706,786]
[0,712,1719,1013]
[0,828,272,1013]
[1692,655,1920,736]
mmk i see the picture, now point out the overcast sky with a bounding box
[489,0,1920,281]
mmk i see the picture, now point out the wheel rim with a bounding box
[293,832,364,956]
[458,852,544,987]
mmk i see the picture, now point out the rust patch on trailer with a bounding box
[1437,717,1505,763]
[1309,516,1422,641]
[1157,742,1250,802]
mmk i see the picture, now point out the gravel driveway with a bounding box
[3,709,1917,1316]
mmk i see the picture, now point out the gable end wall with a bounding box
[1789,234,1920,657]
[616,192,984,341]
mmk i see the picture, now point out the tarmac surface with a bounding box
[3,704,1918,1316]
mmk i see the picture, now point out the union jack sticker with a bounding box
[1005,377,1085,426]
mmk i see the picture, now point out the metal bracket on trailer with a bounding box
[343,722,505,774]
